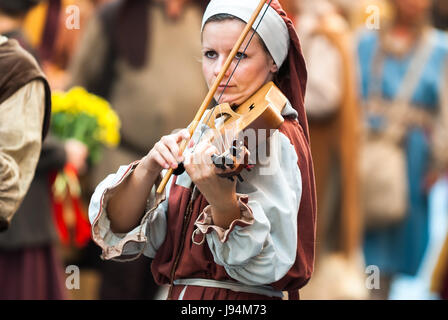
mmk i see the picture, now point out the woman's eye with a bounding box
[204,50,217,59]
[235,52,247,60]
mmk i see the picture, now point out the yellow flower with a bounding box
[51,86,121,149]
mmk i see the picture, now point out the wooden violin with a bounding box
[200,81,287,182]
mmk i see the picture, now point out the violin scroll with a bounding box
[211,139,251,182]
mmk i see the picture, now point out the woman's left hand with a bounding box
[184,141,236,206]
[184,141,241,228]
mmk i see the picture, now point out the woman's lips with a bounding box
[218,85,234,90]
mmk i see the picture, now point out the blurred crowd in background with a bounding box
[0,0,447,300]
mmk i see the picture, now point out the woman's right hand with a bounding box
[108,129,192,234]
[140,129,192,174]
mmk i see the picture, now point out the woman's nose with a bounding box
[214,56,233,78]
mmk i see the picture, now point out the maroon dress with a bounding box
[90,116,316,300]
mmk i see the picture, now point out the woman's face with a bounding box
[202,19,278,106]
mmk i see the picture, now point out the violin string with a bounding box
[215,0,273,105]
[193,0,273,155]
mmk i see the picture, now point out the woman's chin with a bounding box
[214,94,243,107]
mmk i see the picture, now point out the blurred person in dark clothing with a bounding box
[0,0,51,234]
[432,0,448,31]
[0,0,88,299]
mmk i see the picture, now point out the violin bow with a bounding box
[156,0,272,194]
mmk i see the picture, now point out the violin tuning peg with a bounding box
[211,153,219,163]
[229,146,237,157]
[227,176,234,182]
[211,154,227,170]
[229,146,241,157]
[231,139,244,147]
[173,162,185,176]
[224,156,235,169]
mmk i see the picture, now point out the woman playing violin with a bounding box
[89,0,316,300]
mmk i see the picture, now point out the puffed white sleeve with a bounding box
[88,161,171,260]
[192,131,302,285]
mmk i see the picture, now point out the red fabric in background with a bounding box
[50,164,91,248]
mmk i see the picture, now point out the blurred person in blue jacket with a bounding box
[356,0,448,299]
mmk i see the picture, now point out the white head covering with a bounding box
[201,0,290,68]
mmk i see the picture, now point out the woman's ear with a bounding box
[270,61,279,74]
[268,54,279,73]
